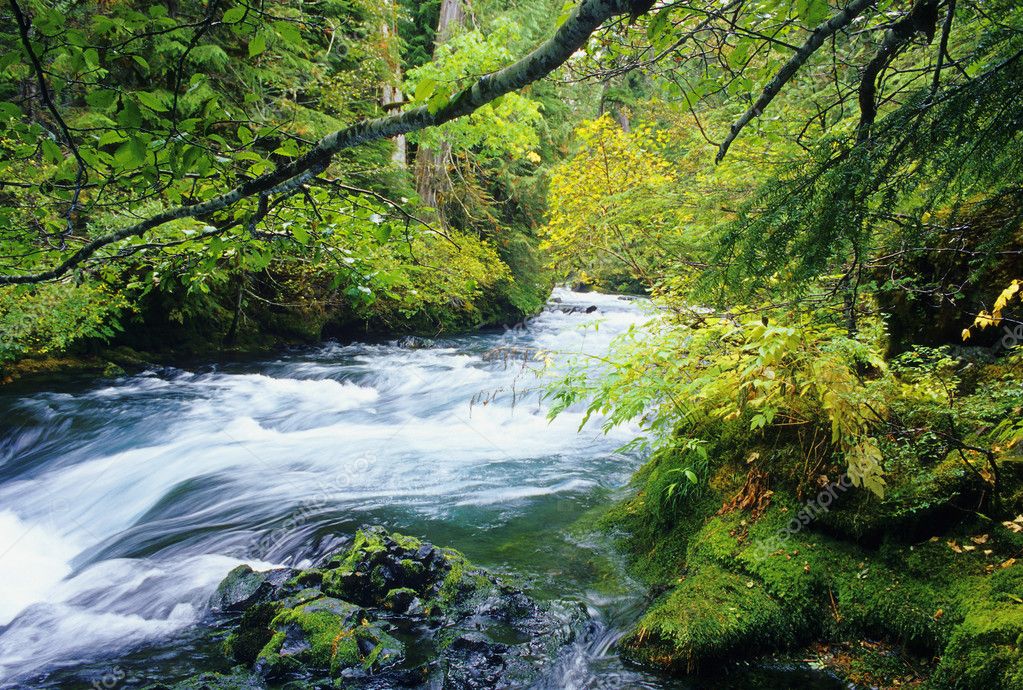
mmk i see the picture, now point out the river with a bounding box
[0,289,842,689]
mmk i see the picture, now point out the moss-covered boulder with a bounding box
[254,596,402,679]
[614,490,1023,686]
[202,526,578,688]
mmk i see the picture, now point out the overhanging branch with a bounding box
[715,0,876,163]
[1,0,635,285]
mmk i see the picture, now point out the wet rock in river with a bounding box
[210,565,296,613]
[195,525,580,688]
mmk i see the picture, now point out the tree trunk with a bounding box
[415,0,465,214]
[381,1,406,166]
[599,78,631,132]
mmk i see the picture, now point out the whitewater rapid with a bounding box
[0,289,652,687]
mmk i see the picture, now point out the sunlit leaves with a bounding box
[405,18,543,158]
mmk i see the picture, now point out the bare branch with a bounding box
[715,0,876,164]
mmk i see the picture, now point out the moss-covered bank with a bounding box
[590,357,1023,689]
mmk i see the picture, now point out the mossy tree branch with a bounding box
[0,0,636,285]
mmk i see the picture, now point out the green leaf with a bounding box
[272,139,299,157]
[248,33,267,57]
[427,91,449,115]
[0,52,20,71]
[41,138,62,165]
[292,224,310,244]
[0,102,23,119]
[114,136,147,167]
[136,91,169,113]
[97,130,128,146]
[415,78,436,103]
[374,224,392,243]
[117,98,143,128]
[274,21,303,46]
[796,0,830,25]
[222,6,246,24]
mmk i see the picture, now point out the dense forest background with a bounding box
[2,0,1023,686]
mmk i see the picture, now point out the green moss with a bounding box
[603,480,1023,683]
[256,595,404,678]
[436,551,470,606]
[932,567,1023,688]
[591,486,723,584]
[816,453,986,542]
[621,563,795,672]
[383,587,418,612]
[224,600,282,664]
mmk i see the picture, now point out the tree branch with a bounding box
[10,0,87,247]
[715,0,876,163]
[930,0,956,95]
[856,0,940,143]
[0,0,636,285]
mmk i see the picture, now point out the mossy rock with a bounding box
[208,526,575,687]
[620,563,797,671]
[142,668,265,689]
[814,454,988,543]
[255,596,402,679]
[224,601,282,664]
[931,566,1023,688]
[319,525,477,613]
[609,491,1023,683]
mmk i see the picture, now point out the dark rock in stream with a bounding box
[545,304,599,315]
[210,565,296,612]
[165,526,581,689]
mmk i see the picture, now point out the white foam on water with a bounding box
[0,553,257,683]
[0,288,654,684]
[0,510,79,626]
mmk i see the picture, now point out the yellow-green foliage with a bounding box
[549,312,895,499]
[406,18,543,160]
[0,283,128,364]
[540,116,679,288]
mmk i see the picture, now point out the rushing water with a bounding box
[0,289,843,689]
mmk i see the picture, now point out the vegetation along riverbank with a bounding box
[1,0,1022,687]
